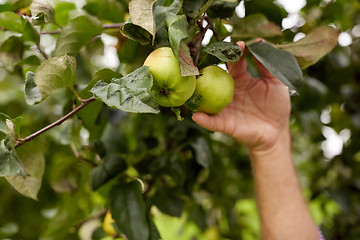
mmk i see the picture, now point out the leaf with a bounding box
[0,11,23,32]
[207,0,238,19]
[0,138,26,177]
[247,41,303,93]
[5,142,45,200]
[178,41,199,76]
[191,137,212,168]
[204,42,243,62]
[0,36,24,72]
[83,0,125,22]
[33,55,76,101]
[54,15,103,57]
[0,113,11,136]
[231,14,283,39]
[22,19,40,44]
[153,187,184,217]
[166,14,188,56]
[90,155,127,191]
[277,26,341,69]
[54,1,76,26]
[119,21,152,45]
[110,181,150,240]
[182,0,206,18]
[90,66,160,114]
[30,1,55,24]
[129,0,157,39]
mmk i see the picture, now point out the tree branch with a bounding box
[14,97,96,148]
[40,23,125,35]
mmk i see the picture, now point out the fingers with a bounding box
[227,41,250,80]
[192,112,222,133]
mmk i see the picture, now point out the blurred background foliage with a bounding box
[0,0,359,239]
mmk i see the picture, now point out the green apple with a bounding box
[193,65,234,114]
[143,47,196,107]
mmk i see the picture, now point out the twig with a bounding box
[15,97,96,148]
[40,22,125,35]
[204,16,220,42]
[70,144,98,167]
[76,209,108,228]
[36,44,49,59]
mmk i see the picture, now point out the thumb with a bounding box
[192,112,223,133]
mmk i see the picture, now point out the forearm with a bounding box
[250,128,318,240]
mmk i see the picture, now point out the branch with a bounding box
[40,23,125,35]
[14,97,96,148]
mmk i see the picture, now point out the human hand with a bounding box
[192,41,291,152]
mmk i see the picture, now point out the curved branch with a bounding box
[14,97,96,148]
[40,23,125,35]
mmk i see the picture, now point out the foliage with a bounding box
[0,0,357,239]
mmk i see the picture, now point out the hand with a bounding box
[192,41,291,152]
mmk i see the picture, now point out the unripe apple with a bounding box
[103,211,116,236]
[143,47,196,107]
[193,65,234,114]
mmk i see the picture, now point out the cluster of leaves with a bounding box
[0,0,349,239]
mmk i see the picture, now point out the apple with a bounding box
[143,47,196,107]
[192,65,234,114]
[103,211,116,236]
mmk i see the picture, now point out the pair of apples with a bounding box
[144,47,234,114]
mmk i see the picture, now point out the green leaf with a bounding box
[30,1,55,24]
[22,19,40,44]
[0,138,26,177]
[0,36,24,72]
[182,0,206,18]
[0,113,11,136]
[153,187,184,217]
[90,66,160,114]
[83,0,125,22]
[231,14,283,39]
[129,0,157,39]
[33,55,76,101]
[277,26,340,69]
[166,14,188,56]
[247,41,303,93]
[54,1,76,26]
[0,11,23,32]
[90,155,127,191]
[110,181,150,240]
[5,142,45,200]
[204,42,243,62]
[191,137,212,168]
[119,21,152,45]
[54,15,103,57]
[207,0,238,19]
[178,41,199,76]
[17,55,41,66]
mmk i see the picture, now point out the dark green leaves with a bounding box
[247,41,303,93]
[54,15,103,57]
[32,55,76,102]
[204,42,243,62]
[110,181,150,240]
[90,66,160,114]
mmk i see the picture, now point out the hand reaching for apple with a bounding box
[192,41,291,152]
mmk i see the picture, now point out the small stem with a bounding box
[40,22,125,35]
[70,144,98,167]
[76,209,107,228]
[15,97,96,148]
[197,0,215,19]
[204,16,220,42]
[36,44,49,59]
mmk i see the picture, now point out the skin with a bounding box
[192,41,319,240]
[144,47,196,107]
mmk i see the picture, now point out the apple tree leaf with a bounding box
[277,26,340,69]
[5,142,45,200]
[22,19,40,44]
[178,41,199,76]
[129,0,157,39]
[119,20,152,45]
[182,0,206,18]
[24,71,43,105]
[204,42,243,62]
[247,41,303,93]
[33,55,76,101]
[0,138,26,177]
[0,113,11,136]
[0,11,23,32]
[83,0,125,22]
[90,66,160,114]
[54,1,76,26]
[54,15,103,57]
[30,1,55,24]
[207,0,238,19]
[232,14,283,39]
[110,181,150,240]
[0,36,24,72]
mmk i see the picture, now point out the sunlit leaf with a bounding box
[110,181,150,240]
[5,142,45,200]
[277,26,340,69]
[247,41,303,93]
[83,0,125,22]
[0,11,23,32]
[54,15,103,57]
[204,42,243,62]
[33,55,76,101]
[22,19,40,44]
[54,1,76,26]
[90,66,160,114]
[129,0,157,38]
